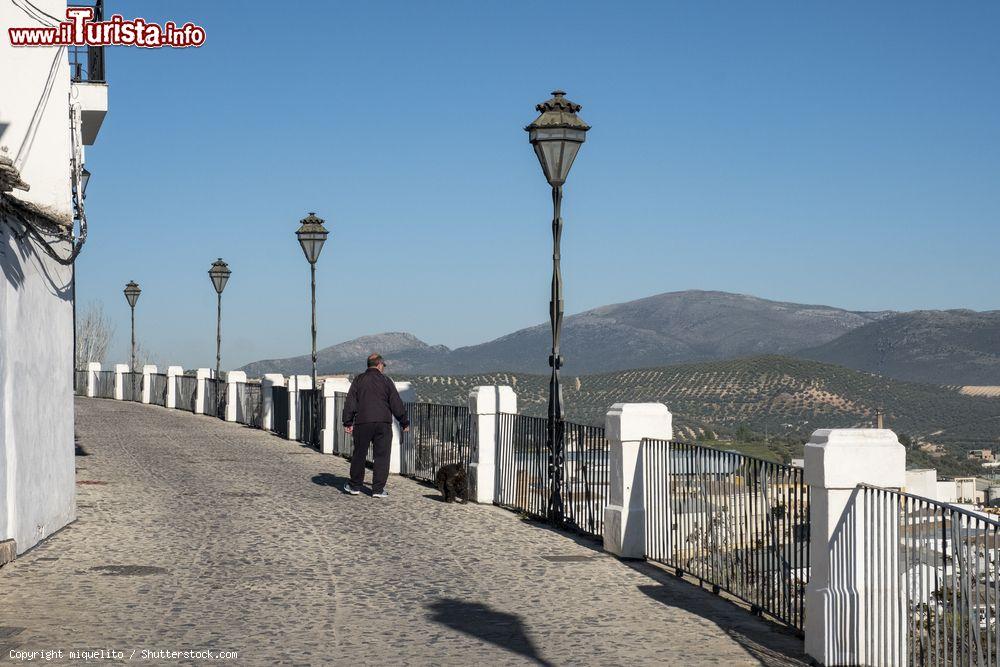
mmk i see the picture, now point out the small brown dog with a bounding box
[435,463,468,503]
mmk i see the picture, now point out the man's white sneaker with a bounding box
[372,490,389,498]
[343,483,361,495]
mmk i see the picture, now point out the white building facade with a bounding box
[0,0,108,557]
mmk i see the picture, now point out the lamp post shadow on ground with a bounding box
[525,91,590,526]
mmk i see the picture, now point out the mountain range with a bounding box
[240,290,1000,386]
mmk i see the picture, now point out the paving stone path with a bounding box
[0,399,808,666]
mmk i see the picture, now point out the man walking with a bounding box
[342,353,410,497]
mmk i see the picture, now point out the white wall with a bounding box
[0,0,78,554]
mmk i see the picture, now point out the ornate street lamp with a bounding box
[295,212,329,390]
[123,280,141,399]
[208,258,231,383]
[525,90,590,526]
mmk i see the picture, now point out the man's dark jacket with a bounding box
[342,368,410,428]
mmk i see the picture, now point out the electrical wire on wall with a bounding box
[1,0,87,266]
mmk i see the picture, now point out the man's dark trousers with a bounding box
[350,422,392,493]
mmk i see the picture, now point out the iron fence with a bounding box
[297,389,323,448]
[204,378,226,420]
[68,1,104,82]
[496,412,549,520]
[149,373,167,407]
[94,370,115,399]
[122,372,142,402]
[331,392,358,461]
[74,370,87,396]
[271,386,289,437]
[494,414,608,540]
[175,374,197,413]
[642,439,810,632]
[562,421,609,539]
[849,485,1000,667]
[236,382,263,428]
[400,403,475,485]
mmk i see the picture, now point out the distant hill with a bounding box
[396,356,1000,473]
[241,290,887,376]
[240,332,449,378]
[797,310,1000,385]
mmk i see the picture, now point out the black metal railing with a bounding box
[848,485,1000,666]
[94,370,115,399]
[68,1,104,83]
[642,439,810,632]
[563,421,609,539]
[149,373,167,407]
[122,371,142,402]
[236,382,263,428]
[175,374,197,413]
[204,378,226,419]
[331,392,357,460]
[400,403,475,485]
[297,389,323,448]
[496,412,549,521]
[74,370,87,396]
[494,413,608,540]
[271,386,289,437]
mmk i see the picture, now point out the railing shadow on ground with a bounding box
[630,562,809,666]
[426,598,554,667]
[499,517,807,664]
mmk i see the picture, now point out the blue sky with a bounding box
[76,0,1000,369]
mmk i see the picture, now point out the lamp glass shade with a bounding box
[525,91,590,187]
[295,212,329,264]
[123,281,141,307]
[208,258,231,294]
[80,167,91,199]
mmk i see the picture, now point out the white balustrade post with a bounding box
[141,365,157,404]
[113,363,129,400]
[322,377,351,455]
[85,362,100,398]
[261,374,285,431]
[468,385,517,504]
[225,371,246,422]
[603,403,672,559]
[804,429,906,667]
[165,366,183,409]
[391,381,415,475]
[287,375,312,441]
[194,368,212,415]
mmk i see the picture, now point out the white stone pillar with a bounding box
[141,365,157,404]
[391,381,416,474]
[468,385,517,504]
[603,403,672,559]
[322,377,352,454]
[113,363,129,400]
[225,371,246,422]
[287,375,312,440]
[85,361,100,398]
[165,366,183,409]
[804,429,906,667]
[261,373,285,431]
[194,368,212,415]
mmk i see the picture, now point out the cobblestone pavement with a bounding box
[0,399,808,666]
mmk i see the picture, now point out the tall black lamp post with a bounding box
[295,212,329,390]
[525,91,590,525]
[123,281,141,398]
[208,258,231,382]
